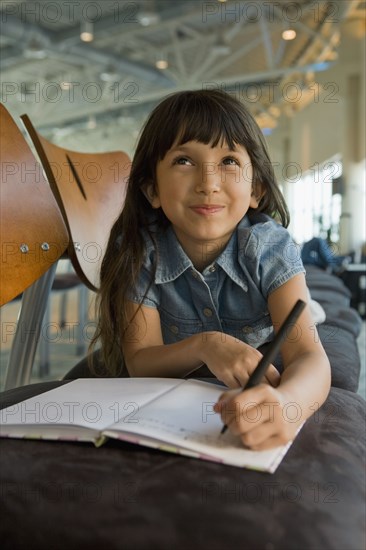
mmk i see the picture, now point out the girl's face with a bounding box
[148,140,261,267]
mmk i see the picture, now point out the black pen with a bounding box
[220,299,306,435]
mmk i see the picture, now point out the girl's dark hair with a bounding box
[90,89,290,374]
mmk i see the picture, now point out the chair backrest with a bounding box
[0,104,68,306]
[21,114,131,291]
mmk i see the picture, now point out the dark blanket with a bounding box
[1,265,364,549]
[305,265,362,392]
[0,382,365,550]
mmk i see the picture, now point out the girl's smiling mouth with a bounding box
[190,205,225,215]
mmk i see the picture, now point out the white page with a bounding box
[0,378,184,434]
[105,379,291,471]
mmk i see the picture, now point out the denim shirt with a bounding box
[129,213,305,348]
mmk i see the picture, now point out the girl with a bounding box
[93,89,331,450]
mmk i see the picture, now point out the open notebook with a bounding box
[0,378,297,473]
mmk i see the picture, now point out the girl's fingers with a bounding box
[218,363,280,391]
[264,365,281,387]
[215,389,240,406]
[240,425,290,450]
[221,400,274,436]
[218,373,244,390]
[215,386,298,450]
[215,387,283,433]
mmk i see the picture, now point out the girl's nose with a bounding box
[195,162,221,194]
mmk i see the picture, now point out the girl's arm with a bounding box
[122,301,280,386]
[122,300,205,378]
[215,273,331,449]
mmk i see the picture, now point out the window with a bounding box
[286,156,342,245]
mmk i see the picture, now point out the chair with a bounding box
[21,114,131,290]
[0,103,69,389]
[20,115,131,379]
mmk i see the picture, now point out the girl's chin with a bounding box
[175,228,234,247]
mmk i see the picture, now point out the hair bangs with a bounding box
[153,92,249,161]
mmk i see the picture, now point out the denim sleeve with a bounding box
[244,221,305,298]
[127,265,159,308]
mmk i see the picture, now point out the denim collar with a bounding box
[154,225,193,284]
[153,216,253,292]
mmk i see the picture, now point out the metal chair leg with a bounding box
[4,264,57,390]
[76,285,89,356]
[38,298,51,378]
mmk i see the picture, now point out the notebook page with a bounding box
[104,379,290,471]
[0,378,184,435]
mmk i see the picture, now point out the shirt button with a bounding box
[203,308,213,317]
[208,264,216,272]
[242,326,253,334]
[170,325,179,334]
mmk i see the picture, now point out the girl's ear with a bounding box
[141,181,161,209]
[250,183,264,209]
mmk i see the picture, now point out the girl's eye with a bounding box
[222,157,240,166]
[173,156,192,166]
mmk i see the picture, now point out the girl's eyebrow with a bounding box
[168,146,190,153]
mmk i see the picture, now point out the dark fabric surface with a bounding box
[305,265,362,392]
[0,380,71,407]
[304,264,351,294]
[318,324,361,392]
[63,349,126,379]
[305,265,361,334]
[0,382,365,550]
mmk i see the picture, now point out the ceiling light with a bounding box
[282,29,296,41]
[80,32,93,42]
[156,55,168,69]
[156,59,168,70]
[80,21,94,42]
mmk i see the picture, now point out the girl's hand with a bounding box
[214,385,303,449]
[200,332,280,389]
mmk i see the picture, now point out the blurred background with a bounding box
[1,0,365,251]
[0,0,365,386]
